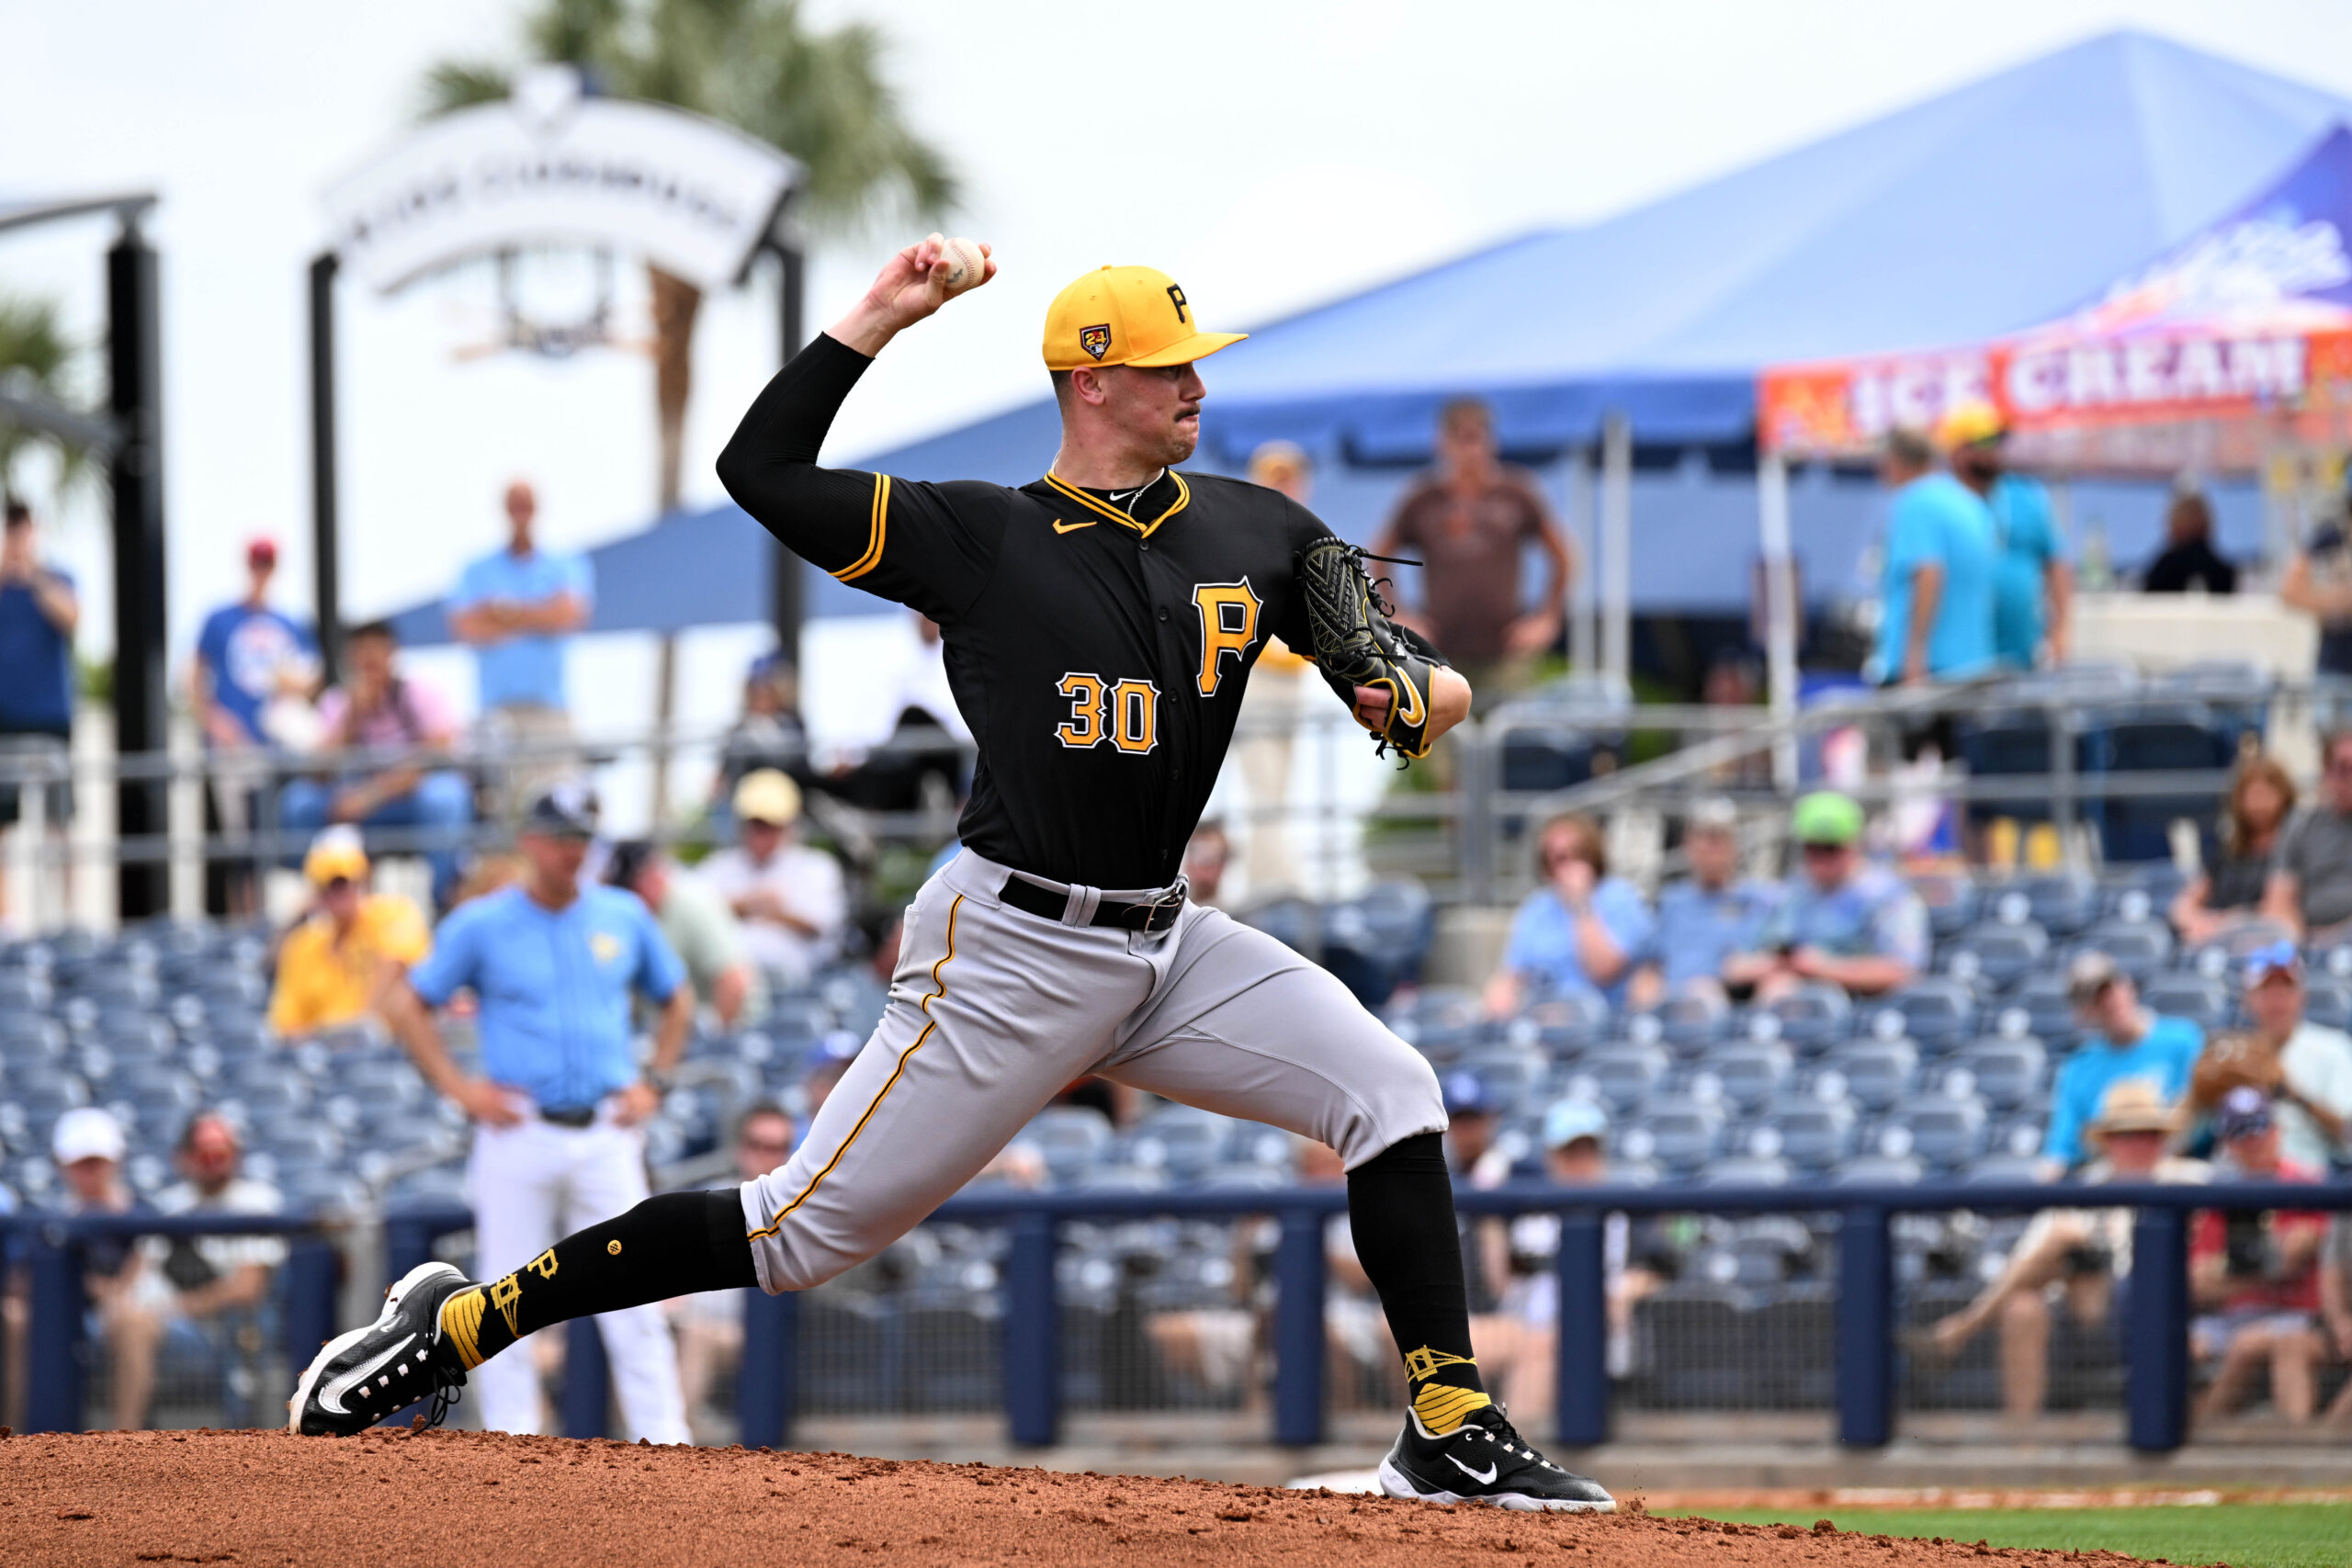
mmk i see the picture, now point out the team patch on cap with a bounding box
[1079,323,1111,361]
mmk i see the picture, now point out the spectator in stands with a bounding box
[2280,488,2352,677]
[2042,952,2205,1174]
[4,1110,141,1429]
[605,840,763,1029]
[2192,1088,2329,1423]
[0,499,78,930]
[715,653,812,810]
[2171,755,2295,947]
[192,536,318,917]
[1724,792,1926,1001]
[1369,398,1574,705]
[1632,797,1780,1008]
[1915,1081,2208,1419]
[2182,942,2352,1171]
[111,1112,288,1430]
[1941,402,2071,670]
[671,1101,796,1437]
[699,770,848,990]
[449,479,592,815]
[1491,1101,1670,1416]
[1182,818,1230,907]
[1484,812,1653,1016]
[2263,729,2352,942]
[1873,427,1996,687]
[267,827,431,1040]
[280,619,472,910]
[2143,489,2237,595]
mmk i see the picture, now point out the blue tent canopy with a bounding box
[387,29,2352,637]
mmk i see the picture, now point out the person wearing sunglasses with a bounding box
[2184,943,2352,1172]
[2262,729,2352,942]
[1723,791,1925,1002]
[2040,950,2203,1176]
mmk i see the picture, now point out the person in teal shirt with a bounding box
[2041,951,2204,1173]
[1873,429,1996,684]
[1942,404,2070,671]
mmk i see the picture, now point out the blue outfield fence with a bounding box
[10,1180,2348,1451]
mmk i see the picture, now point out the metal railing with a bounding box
[12,1179,2347,1453]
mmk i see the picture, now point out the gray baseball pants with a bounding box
[738,848,1446,1293]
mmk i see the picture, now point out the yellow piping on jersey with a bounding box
[833,473,891,581]
[1042,471,1190,537]
[748,893,962,1241]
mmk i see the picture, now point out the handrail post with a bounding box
[1836,1202,1894,1447]
[1555,1207,1610,1446]
[561,1316,611,1438]
[1272,1204,1327,1447]
[2125,1206,2191,1452]
[25,1224,86,1433]
[283,1235,340,1378]
[380,1215,436,1289]
[738,1287,799,1449]
[1003,1212,1059,1447]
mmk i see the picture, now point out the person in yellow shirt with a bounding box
[268,826,430,1037]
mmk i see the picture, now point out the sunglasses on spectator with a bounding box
[741,1134,793,1155]
[1799,841,1848,856]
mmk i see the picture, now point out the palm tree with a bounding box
[424,0,956,511]
[0,292,91,510]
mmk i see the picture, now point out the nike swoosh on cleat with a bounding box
[320,1334,415,1416]
[1447,1455,1499,1486]
[1052,519,1096,534]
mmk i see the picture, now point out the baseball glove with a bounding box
[1295,538,1450,761]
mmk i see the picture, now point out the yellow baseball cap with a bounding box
[732,768,802,828]
[1042,265,1246,372]
[1936,399,2006,449]
[303,824,369,886]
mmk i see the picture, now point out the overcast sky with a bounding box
[8,0,2352,659]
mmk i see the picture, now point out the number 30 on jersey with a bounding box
[1054,579,1262,755]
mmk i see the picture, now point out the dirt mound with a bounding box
[0,1428,2182,1568]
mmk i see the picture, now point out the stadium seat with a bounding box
[1383,987,1483,1060]
[1940,919,2049,990]
[2141,974,2233,1032]
[1501,992,1610,1053]
[1880,1093,1990,1170]
[2302,977,2352,1032]
[1702,1042,1794,1114]
[1625,1096,1726,1177]
[1912,873,1984,942]
[1939,1037,2049,1112]
[1699,1155,1791,1189]
[1656,990,1730,1053]
[1962,1153,2046,1186]
[1833,1153,1925,1187]
[1757,983,1853,1051]
[2090,702,2234,864]
[1123,1106,1230,1182]
[1576,1042,1670,1113]
[1748,1096,1859,1172]
[1874,979,1979,1051]
[1022,1105,1115,1185]
[2005,974,2079,1043]
[2072,919,2174,984]
[1818,1039,1919,1113]
[1461,1045,1545,1115]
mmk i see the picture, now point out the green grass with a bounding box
[1677,1505,2352,1568]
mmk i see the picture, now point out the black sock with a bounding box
[1347,1131,1492,1433]
[436,1190,758,1370]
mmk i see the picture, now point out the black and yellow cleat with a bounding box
[287,1262,473,1437]
[1378,1404,1616,1512]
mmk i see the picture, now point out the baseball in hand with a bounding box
[936,234,987,296]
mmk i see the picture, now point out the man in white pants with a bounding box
[379,783,694,1443]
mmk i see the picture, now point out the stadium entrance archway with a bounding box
[309,68,806,676]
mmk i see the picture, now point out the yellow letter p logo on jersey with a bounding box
[1193,580,1261,696]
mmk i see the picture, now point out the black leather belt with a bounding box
[539,1105,597,1128]
[999,874,1187,933]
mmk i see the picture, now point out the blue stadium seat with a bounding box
[2090,703,2233,863]
[1623,1096,1725,1177]
[1757,983,1852,1051]
[2004,974,2078,1043]
[1749,1096,1859,1172]
[2141,974,2233,1032]
[1880,1093,1991,1171]
[1022,1105,1116,1185]
[1940,919,2049,990]
[1834,1154,1924,1186]
[1656,990,1730,1053]
[1699,1156,1791,1189]
[1461,1045,1545,1115]
[1987,1113,2048,1161]
[1912,873,1983,942]
[1701,1042,1793,1115]
[1819,1039,1919,1112]
[1384,987,1483,1060]
[1576,1042,1669,1114]
[2072,919,2173,984]
[1962,1153,2047,1186]
[1939,1037,2049,1112]
[1875,979,1979,1051]
[1501,993,1610,1054]
[1073,1165,1165,1193]
[1124,1106,1231,1182]
[2303,977,2352,1033]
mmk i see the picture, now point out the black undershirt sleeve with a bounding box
[716,333,888,576]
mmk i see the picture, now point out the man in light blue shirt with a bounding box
[1636,797,1781,1004]
[379,782,694,1442]
[1942,404,2071,671]
[449,482,592,815]
[1873,429,1996,684]
[2041,950,2204,1174]
[1485,812,1654,1013]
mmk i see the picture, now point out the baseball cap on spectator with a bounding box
[53,1106,127,1165]
[524,780,601,839]
[1689,796,1738,833]
[1442,1072,1495,1119]
[1935,400,2006,450]
[302,824,369,886]
[2066,950,2121,1009]
[1790,791,1862,848]
[1543,1099,1609,1150]
[246,536,278,569]
[604,839,656,890]
[733,769,802,828]
[2215,1085,2276,1143]
[2238,939,2301,988]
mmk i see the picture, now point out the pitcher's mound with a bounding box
[1,1428,2172,1567]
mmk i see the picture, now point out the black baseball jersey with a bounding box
[718,333,1348,890]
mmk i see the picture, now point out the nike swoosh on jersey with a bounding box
[1051,519,1097,535]
[1448,1455,1499,1485]
[320,1333,416,1416]
[1108,489,1143,503]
